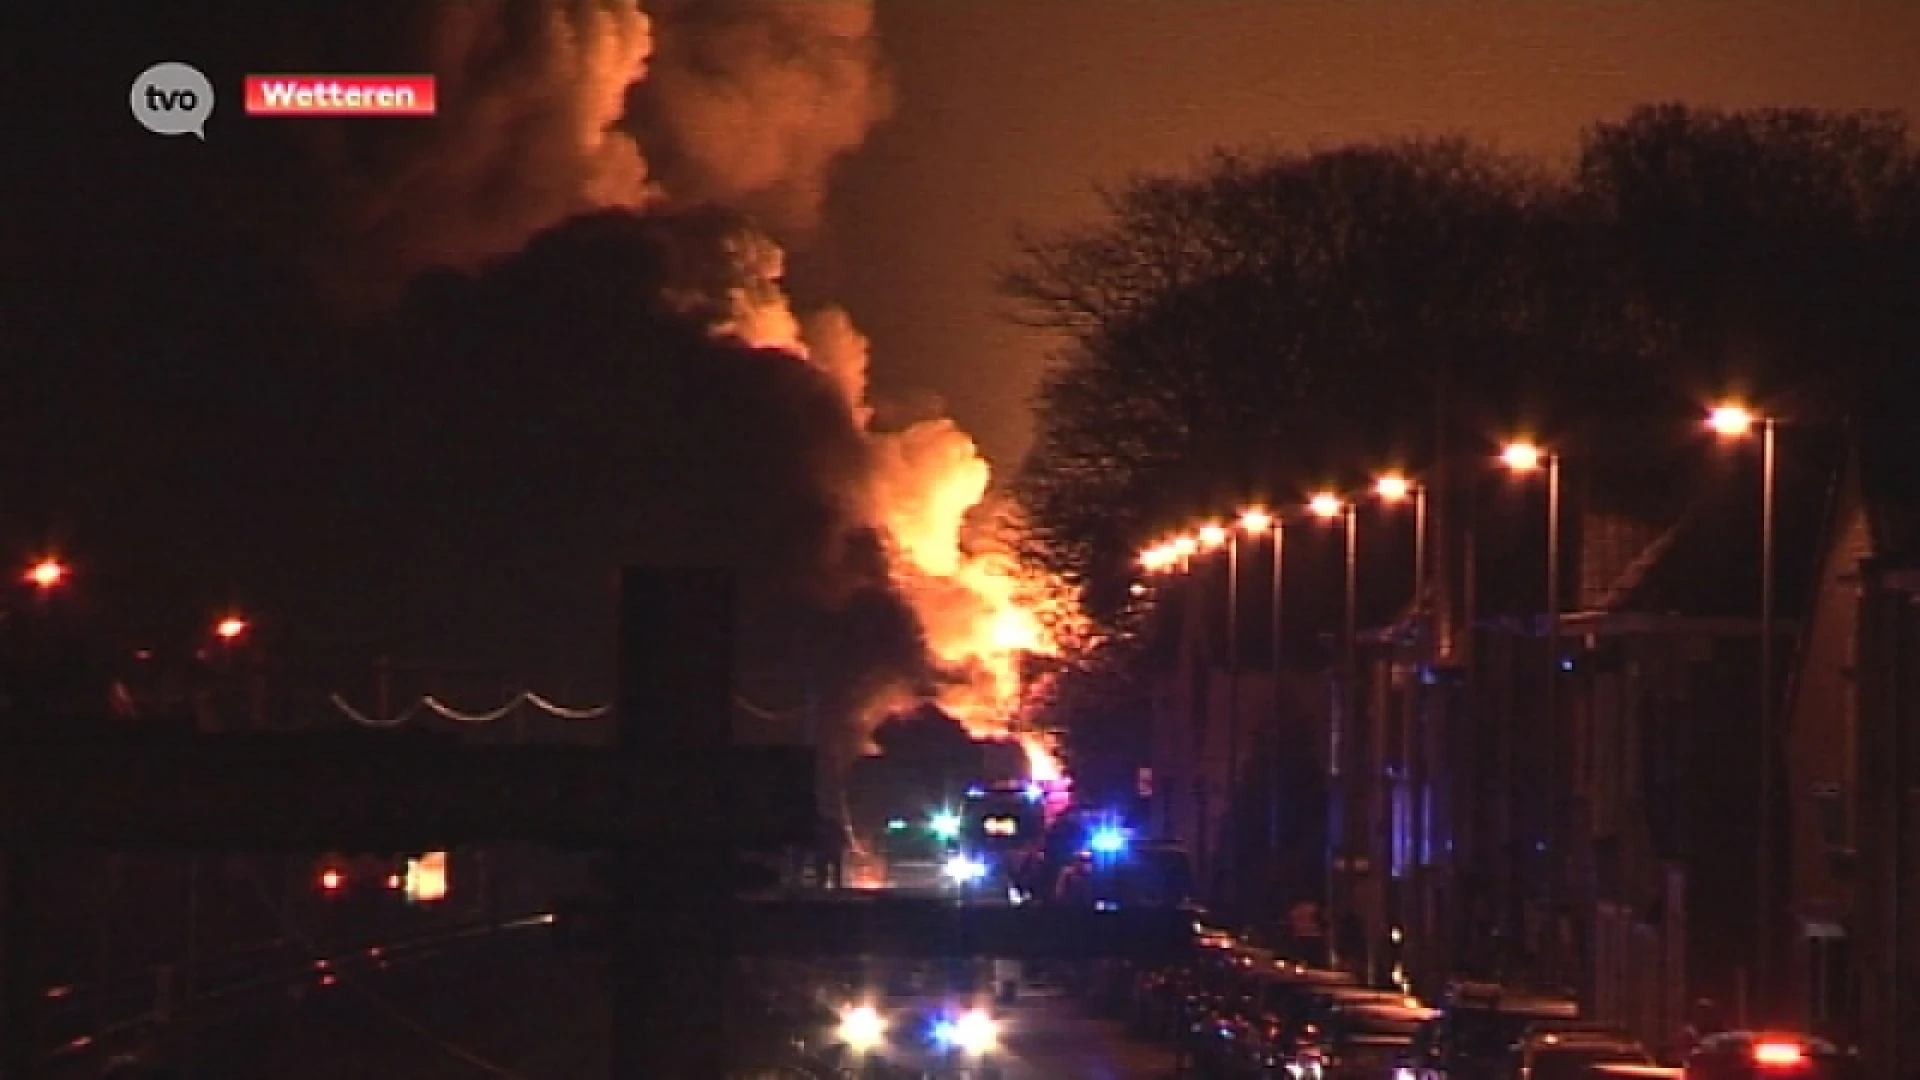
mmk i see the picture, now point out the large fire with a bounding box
[716,249,1083,779]
[333,0,1078,784]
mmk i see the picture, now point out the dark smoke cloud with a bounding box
[15,1,925,757]
[265,0,655,310]
[273,0,892,309]
[632,0,895,240]
[340,208,930,723]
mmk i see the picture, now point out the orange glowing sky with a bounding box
[820,0,1920,469]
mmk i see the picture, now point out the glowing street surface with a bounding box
[994,988,1175,1080]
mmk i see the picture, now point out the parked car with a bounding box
[1682,1032,1854,1080]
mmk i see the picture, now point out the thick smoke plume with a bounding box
[300,0,1072,775]
[634,0,896,240]
[692,225,1083,760]
[306,0,657,306]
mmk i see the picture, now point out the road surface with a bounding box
[999,986,1176,1079]
[66,928,1175,1079]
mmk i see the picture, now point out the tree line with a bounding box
[1003,104,1920,632]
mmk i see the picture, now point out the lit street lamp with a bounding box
[1310,491,1357,966]
[1709,400,1780,1016]
[214,616,249,642]
[1238,508,1285,874]
[1499,440,1562,681]
[1171,534,1198,566]
[24,557,67,591]
[1501,439,1564,978]
[1373,471,1427,978]
[1500,441,1544,473]
[1374,474,1427,606]
[1138,546,1171,574]
[1201,520,1244,918]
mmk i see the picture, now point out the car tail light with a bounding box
[1754,1041,1805,1067]
[318,868,345,892]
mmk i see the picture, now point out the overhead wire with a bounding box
[327,691,609,726]
[331,690,800,725]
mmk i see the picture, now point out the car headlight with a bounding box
[838,1005,886,1052]
[942,854,987,884]
[943,1008,998,1052]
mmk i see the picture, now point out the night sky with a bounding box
[823,1,1920,465]
[8,1,1920,717]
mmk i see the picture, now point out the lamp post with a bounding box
[1310,491,1356,968]
[1238,507,1281,920]
[1374,474,1427,612]
[1198,522,1240,918]
[1708,402,1779,1019]
[1139,541,1179,848]
[1374,473,1424,982]
[1501,440,1563,979]
[1144,532,1212,885]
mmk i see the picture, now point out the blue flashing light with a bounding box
[931,1019,959,1047]
[1089,825,1129,855]
[965,785,986,799]
[886,817,908,831]
[1023,783,1044,803]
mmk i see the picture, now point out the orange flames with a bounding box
[716,245,1085,780]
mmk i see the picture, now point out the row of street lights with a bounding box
[1135,471,1427,923]
[15,555,252,645]
[1130,402,1778,982]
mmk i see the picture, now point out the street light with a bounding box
[1191,519,1242,916]
[24,557,66,590]
[1310,492,1358,967]
[1375,473,1428,608]
[1501,439,1564,979]
[1240,507,1286,883]
[1140,544,1176,574]
[1374,472,1428,965]
[1709,400,1779,1017]
[214,616,249,642]
[1500,441,1544,472]
[1708,403,1757,438]
[1498,443,1561,670]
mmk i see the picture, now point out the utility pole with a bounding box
[611,569,733,1079]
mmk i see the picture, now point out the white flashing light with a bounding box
[942,854,987,884]
[949,1008,998,1052]
[838,1005,885,1052]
